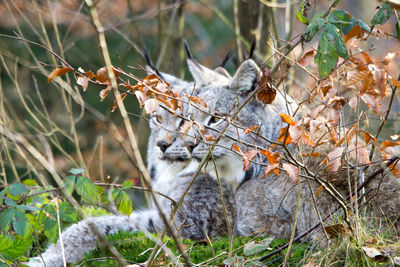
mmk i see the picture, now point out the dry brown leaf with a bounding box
[366,236,378,245]
[326,147,345,172]
[276,127,292,145]
[180,120,193,138]
[99,86,112,102]
[186,94,207,108]
[343,24,361,42]
[144,98,161,114]
[298,49,315,66]
[134,91,147,107]
[360,130,376,145]
[390,77,400,87]
[203,134,216,142]
[289,125,302,144]
[325,224,350,238]
[257,67,276,104]
[309,105,325,119]
[347,69,369,86]
[383,52,398,65]
[315,186,323,197]
[301,152,321,157]
[369,65,387,98]
[348,143,371,165]
[361,93,381,116]
[77,75,89,91]
[328,96,346,110]
[111,92,127,112]
[280,113,296,126]
[348,96,358,112]
[47,67,73,84]
[263,163,279,177]
[282,163,299,183]
[243,125,259,134]
[96,66,120,84]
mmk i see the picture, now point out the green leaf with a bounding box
[76,176,98,203]
[63,175,76,196]
[4,198,16,207]
[43,215,58,244]
[243,237,273,256]
[0,234,32,259]
[22,179,37,186]
[69,167,85,176]
[59,202,78,223]
[116,190,132,215]
[296,0,310,24]
[0,208,14,231]
[8,184,28,197]
[371,3,392,27]
[314,23,348,78]
[0,189,6,203]
[122,180,133,190]
[16,205,40,212]
[12,211,31,238]
[303,14,324,42]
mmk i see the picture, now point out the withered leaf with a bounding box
[263,163,279,177]
[96,66,120,84]
[204,134,216,141]
[326,147,345,172]
[99,86,112,102]
[361,93,381,116]
[280,113,296,126]
[186,94,207,108]
[144,98,161,114]
[298,49,315,66]
[282,163,299,183]
[77,75,89,91]
[243,125,259,134]
[47,67,73,84]
[257,67,276,104]
[325,223,350,238]
[111,93,127,112]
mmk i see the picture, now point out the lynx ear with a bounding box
[187,59,230,86]
[214,66,232,79]
[229,59,261,93]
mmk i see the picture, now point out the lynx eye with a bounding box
[154,115,163,124]
[208,115,222,125]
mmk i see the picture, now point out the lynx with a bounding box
[27,60,238,267]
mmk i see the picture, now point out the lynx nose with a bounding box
[156,140,171,153]
[184,140,196,153]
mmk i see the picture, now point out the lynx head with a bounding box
[181,58,298,186]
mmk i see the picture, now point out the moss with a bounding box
[79,232,310,266]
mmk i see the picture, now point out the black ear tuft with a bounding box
[183,40,192,59]
[143,48,163,78]
[220,50,233,67]
[249,40,256,59]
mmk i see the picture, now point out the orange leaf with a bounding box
[283,163,299,183]
[360,130,376,145]
[301,152,321,157]
[243,125,259,134]
[263,163,279,177]
[111,93,127,112]
[47,67,73,84]
[348,143,371,165]
[315,186,323,197]
[134,91,147,107]
[276,127,292,145]
[96,66,120,84]
[391,77,400,88]
[381,140,400,148]
[203,134,216,142]
[280,113,296,126]
[257,67,276,104]
[347,69,369,86]
[345,124,357,144]
[186,94,207,108]
[120,82,137,91]
[301,131,315,146]
[343,24,361,42]
[243,150,259,171]
[388,162,400,178]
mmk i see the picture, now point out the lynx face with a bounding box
[146,74,195,181]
